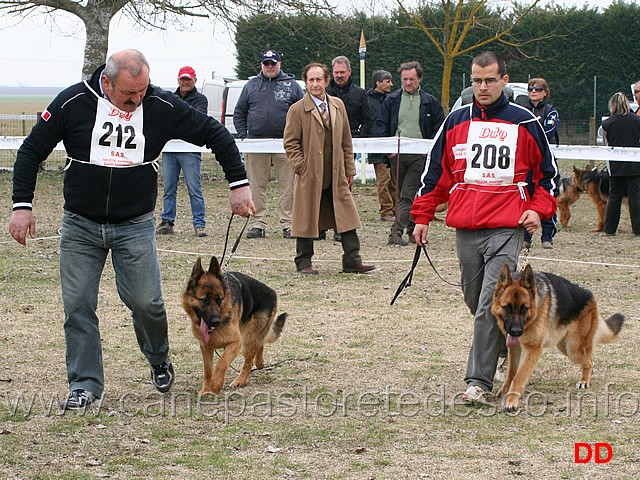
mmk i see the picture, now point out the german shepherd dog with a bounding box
[182,256,287,396]
[556,177,581,228]
[572,165,628,231]
[492,263,624,411]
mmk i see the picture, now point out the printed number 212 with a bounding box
[98,122,136,149]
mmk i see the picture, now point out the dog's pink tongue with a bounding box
[200,319,210,344]
[506,334,521,349]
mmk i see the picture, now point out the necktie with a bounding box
[320,102,330,127]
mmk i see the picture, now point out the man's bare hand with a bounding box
[518,209,541,234]
[9,210,36,246]
[413,223,429,247]
[229,186,256,218]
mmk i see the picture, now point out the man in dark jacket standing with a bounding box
[376,61,445,246]
[327,56,370,138]
[9,49,255,410]
[234,50,303,239]
[361,70,396,222]
[157,66,209,237]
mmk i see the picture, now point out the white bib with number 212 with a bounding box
[89,97,146,168]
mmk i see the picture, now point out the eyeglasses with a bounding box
[263,61,278,66]
[470,77,501,87]
[528,86,544,92]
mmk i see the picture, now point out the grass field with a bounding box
[1,159,639,478]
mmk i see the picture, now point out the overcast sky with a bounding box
[0,0,618,88]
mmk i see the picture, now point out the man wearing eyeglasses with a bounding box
[411,51,559,404]
[234,50,304,240]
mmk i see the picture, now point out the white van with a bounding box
[201,78,225,123]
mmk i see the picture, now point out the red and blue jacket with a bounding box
[411,93,558,230]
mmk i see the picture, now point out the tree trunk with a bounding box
[441,56,453,114]
[81,11,112,80]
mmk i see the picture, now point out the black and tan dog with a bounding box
[492,263,624,411]
[572,165,628,231]
[556,176,581,228]
[182,256,287,396]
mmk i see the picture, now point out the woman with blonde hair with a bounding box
[600,92,640,236]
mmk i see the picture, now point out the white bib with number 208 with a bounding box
[89,97,146,168]
[463,121,518,186]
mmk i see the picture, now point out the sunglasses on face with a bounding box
[528,86,544,92]
[263,61,277,66]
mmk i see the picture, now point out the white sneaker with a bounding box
[494,357,507,383]
[461,385,491,404]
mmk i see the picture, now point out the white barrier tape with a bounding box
[3,135,640,162]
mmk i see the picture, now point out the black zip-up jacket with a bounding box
[361,88,388,164]
[175,85,208,114]
[327,78,370,138]
[375,88,445,140]
[13,65,248,224]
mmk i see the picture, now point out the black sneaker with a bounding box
[246,227,265,239]
[60,389,98,410]
[151,359,175,393]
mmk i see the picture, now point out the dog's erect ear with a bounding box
[190,257,205,282]
[208,256,222,278]
[520,264,536,296]
[497,263,512,286]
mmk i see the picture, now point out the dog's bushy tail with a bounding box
[265,313,287,344]
[594,313,625,344]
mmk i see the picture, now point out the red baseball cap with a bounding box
[178,66,196,79]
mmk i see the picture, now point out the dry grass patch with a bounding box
[1,164,639,479]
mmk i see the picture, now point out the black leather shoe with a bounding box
[342,263,375,273]
[314,230,327,240]
[246,228,265,239]
[283,228,295,239]
[333,231,342,242]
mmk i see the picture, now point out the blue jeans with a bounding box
[59,210,169,397]
[161,152,206,228]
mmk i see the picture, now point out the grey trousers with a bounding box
[456,227,524,393]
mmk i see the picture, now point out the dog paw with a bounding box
[503,395,521,412]
[575,381,590,389]
[501,392,521,412]
[229,378,247,388]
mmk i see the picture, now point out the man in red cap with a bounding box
[156,65,209,237]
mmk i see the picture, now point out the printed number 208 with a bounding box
[470,144,511,169]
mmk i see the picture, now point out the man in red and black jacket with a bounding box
[411,51,559,404]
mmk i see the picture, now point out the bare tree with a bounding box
[0,0,331,79]
[396,0,543,111]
